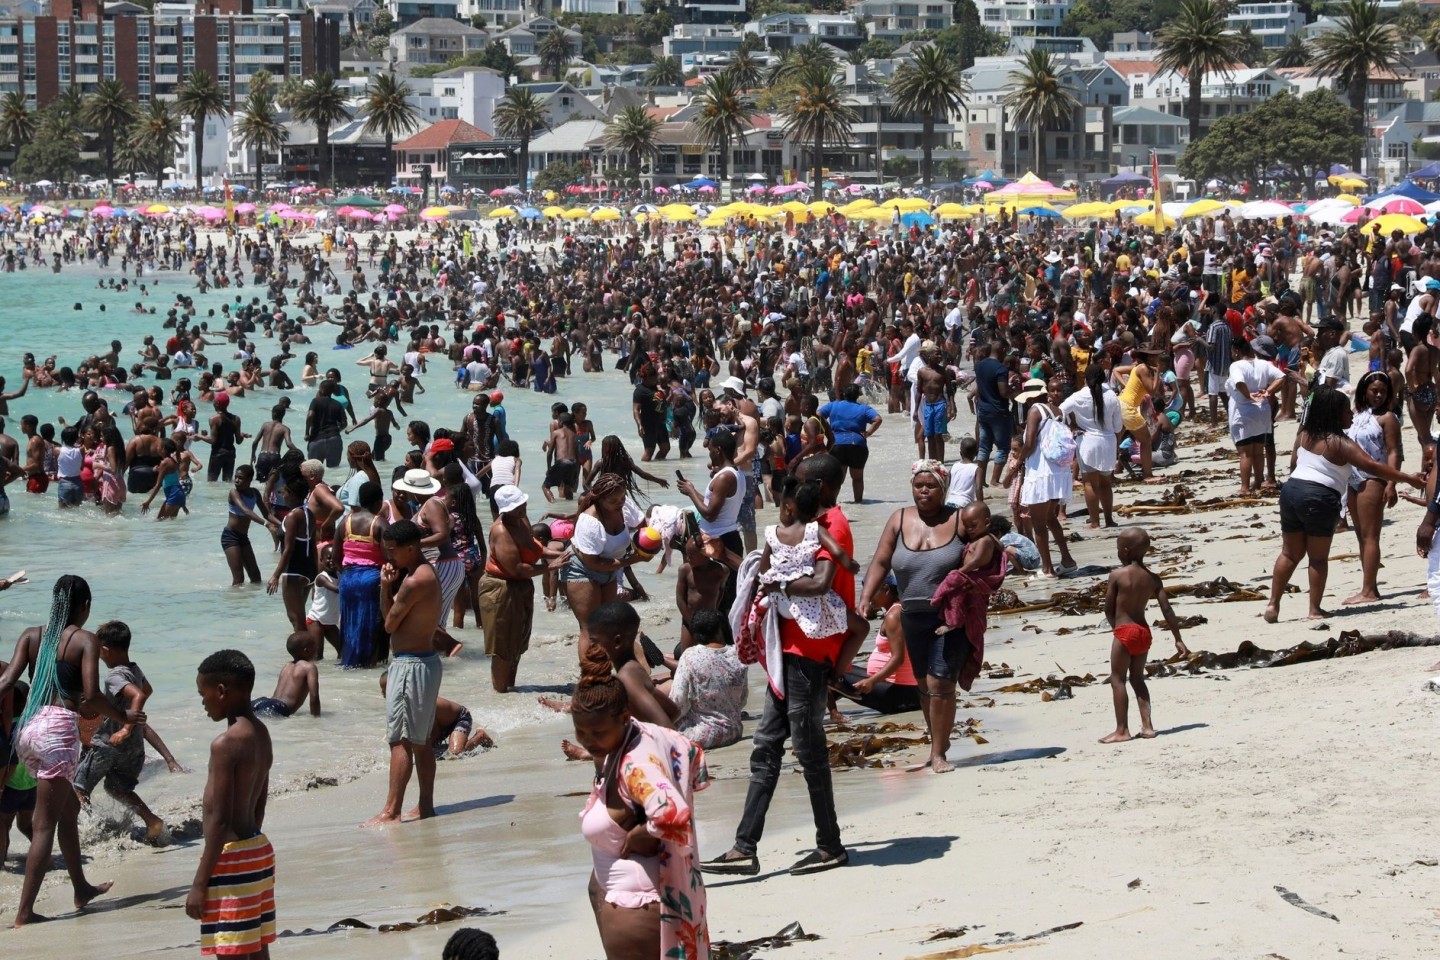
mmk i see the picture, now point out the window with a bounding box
[1388,142,1409,159]
[985,133,995,151]
[1108,94,1121,106]
[1132,82,1142,97]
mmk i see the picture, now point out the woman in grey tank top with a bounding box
[858,460,967,773]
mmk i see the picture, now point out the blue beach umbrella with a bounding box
[901,211,936,228]
[518,206,543,220]
[1021,206,1062,218]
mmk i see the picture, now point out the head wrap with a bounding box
[911,459,950,482]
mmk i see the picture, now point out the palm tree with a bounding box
[539,29,573,82]
[780,61,857,196]
[1002,48,1080,180]
[493,87,548,192]
[694,71,755,182]
[726,49,764,91]
[276,75,306,110]
[1312,0,1405,167]
[1155,0,1249,146]
[83,79,138,186]
[291,72,353,187]
[605,105,661,182]
[130,98,183,183]
[362,72,421,184]
[771,38,837,88]
[1272,33,1309,69]
[644,56,684,88]
[888,44,969,187]
[235,87,287,194]
[50,85,85,123]
[175,69,227,191]
[0,91,35,156]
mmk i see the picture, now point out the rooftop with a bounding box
[394,119,493,151]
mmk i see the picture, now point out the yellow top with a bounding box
[1119,366,1148,408]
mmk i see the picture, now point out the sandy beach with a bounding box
[2,231,1438,958]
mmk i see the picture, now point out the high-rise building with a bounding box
[0,0,340,109]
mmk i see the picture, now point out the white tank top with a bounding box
[1290,443,1350,494]
[698,465,743,537]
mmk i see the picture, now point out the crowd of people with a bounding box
[1,193,1439,959]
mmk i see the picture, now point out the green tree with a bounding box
[883,154,915,179]
[477,40,520,81]
[532,159,585,193]
[0,91,35,155]
[634,10,672,46]
[129,98,183,182]
[726,49,764,90]
[361,72,421,180]
[852,39,895,64]
[738,31,766,55]
[292,72,353,186]
[780,60,858,196]
[888,43,969,186]
[645,56,685,87]
[370,9,394,36]
[235,86,287,194]
[83,78,138,185]
[493,87,548,190]
[694,71,756,181]
[1268,89,1364,194]
[13,136,81,184]
[1002,48,1079,179]
[175,69,227,191]
[1155,0,1248,146]
[1235,25,1268,67]
[1271,33,1310,69]
[931,3,1008,72]
[1312,0,1406,167]
[604,104,661,176]
[539,29,574,82]
[50,85,85,123]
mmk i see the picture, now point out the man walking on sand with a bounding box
[363,519,442,827]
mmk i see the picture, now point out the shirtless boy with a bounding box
[915,346,952,461]
[1100,527,1190,744]
[365,518,442,827]
[674,532,729,652]
[250,633,321,719]
[542,412,581,502]
[187,650,276,958]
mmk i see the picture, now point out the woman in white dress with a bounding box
[1018,376,1077,579]
[1060,364,1123,528]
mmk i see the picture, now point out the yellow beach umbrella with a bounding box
[1367,213,1427,235]
[542,205,566,217]
[1061,202,1109,219]
[488,206,517,219]
[701,214,730,228]
[778,200,809,215]
[1335,193,1362,205]
[590,206,622,221]
[935,202,972,219]
[542,190,558,201]
[420,205,450,218]
[659,203,696,216]
[1331,175,1368,189]
[853,207,894,221]
[663,207,697,222]
[145,203,172,214]
[808,201,837,216]
[1183,198,1228,218]
[1132,210,1177,229]
[562,208,590,219]
[840,198,877,215]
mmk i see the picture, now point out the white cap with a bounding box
[492,484,528,514]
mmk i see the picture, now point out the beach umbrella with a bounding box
[1131,210,1177,229]
[840,199,876,215]
[333,194,383,208]
[778,200,809,216]
[1367,213,1427,234]
[488,206,518,218]
[935,202,977,220]
[1331,175,1369,189]
[562,208,589,219]
[346,209,375,220]
[543,205,566,217]
[383,203,408,215]
[90,206,117,218]
[988,171,1076,201]
[631,203,659,215]
[590,207,622,221]
[488,188,508,198]
[901,211,936,227]
[747,184,767,195]
[144,203,171,215]
[1237,200,1293,220]
[663,207,697,222]
[1060,201,1110,219]
[420,206,450,220]
[701,214,730,228]
[518,207,544,220]
[653,186,670,195]
[1161,201,1190,219]
[1183,198,1228,218]
[1335,193,1362,205]
[1371,196,1426,215]
[807,201,837,216]
[194,206,226,219]
[235,203,256,214]
[1019,206,1062,219]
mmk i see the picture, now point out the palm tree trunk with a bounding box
[922,114,934,187]
[319,129,329,187]
[386,132,394,186]
[813,128,823,197]
[1188,75,1202,145]
[255,144,263,195]
[719,133,728,181]
[105,140,115,187]
[1350,74,1367,169]
[1033,122,1042,179]
[519,137,529,191]
[194,111,206,192]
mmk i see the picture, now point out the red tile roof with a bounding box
[393,119,492,152]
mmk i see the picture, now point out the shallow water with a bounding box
[0,242,694,838]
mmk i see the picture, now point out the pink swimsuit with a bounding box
[581,791,660,908]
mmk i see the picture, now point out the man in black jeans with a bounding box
[701,467,851,877]
[306,380,347,468]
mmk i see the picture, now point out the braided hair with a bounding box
[442,928,499,960]
[17,575,91,732]
[570,673,629,718]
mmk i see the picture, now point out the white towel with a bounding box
[729,549,784,699]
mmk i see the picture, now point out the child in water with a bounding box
[1101,527,1190,744]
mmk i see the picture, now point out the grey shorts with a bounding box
[386,652,442,745]
[74,739,144,795]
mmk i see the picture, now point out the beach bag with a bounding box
[1039,411,1075,469]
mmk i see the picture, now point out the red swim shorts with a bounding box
[1114,623,1152,657]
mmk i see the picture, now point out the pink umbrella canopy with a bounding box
[234,202,256,214]
[697,185,716,193]
[91,205,116,218]
[335,205,356,216]
[747,184,767,194]
[973,181,995,192]
[654,186,670,194]
[383,203,407,214]
[194,206,226,219]
[489,188,507,197]
[1373,196,1425,215]
[346,209,375,220]
[1341,207,1364,223]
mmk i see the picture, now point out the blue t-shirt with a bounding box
[820,400,878,446]
[975,357,1009,418]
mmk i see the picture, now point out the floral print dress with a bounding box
[671,644,748,749]
[584,720,711,959]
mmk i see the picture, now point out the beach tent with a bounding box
[1099,171,1150,189]
[332,194,383,208]
[1363,181,1440,205]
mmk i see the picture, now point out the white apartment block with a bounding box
[1225,2,1306,50]
[852,0,953,45]
[975,0,1075,38]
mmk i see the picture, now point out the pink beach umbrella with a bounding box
[383,203,407,214]
[234,202,256,214]
[973,181,995,192]
[748,184,767,194]
[346,209,375,220]
[654,186,670,194]
[1341,207,1364,223]
[489,188,507,197]
[91,205,115,218]
[195,206,226,219]
[1374,196,1425,215]
[697,185,716,193]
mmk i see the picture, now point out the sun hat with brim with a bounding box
[720,376,747,396]
[393,469,442,497]
[1015,378,1048,402]
[493,484,528,514]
